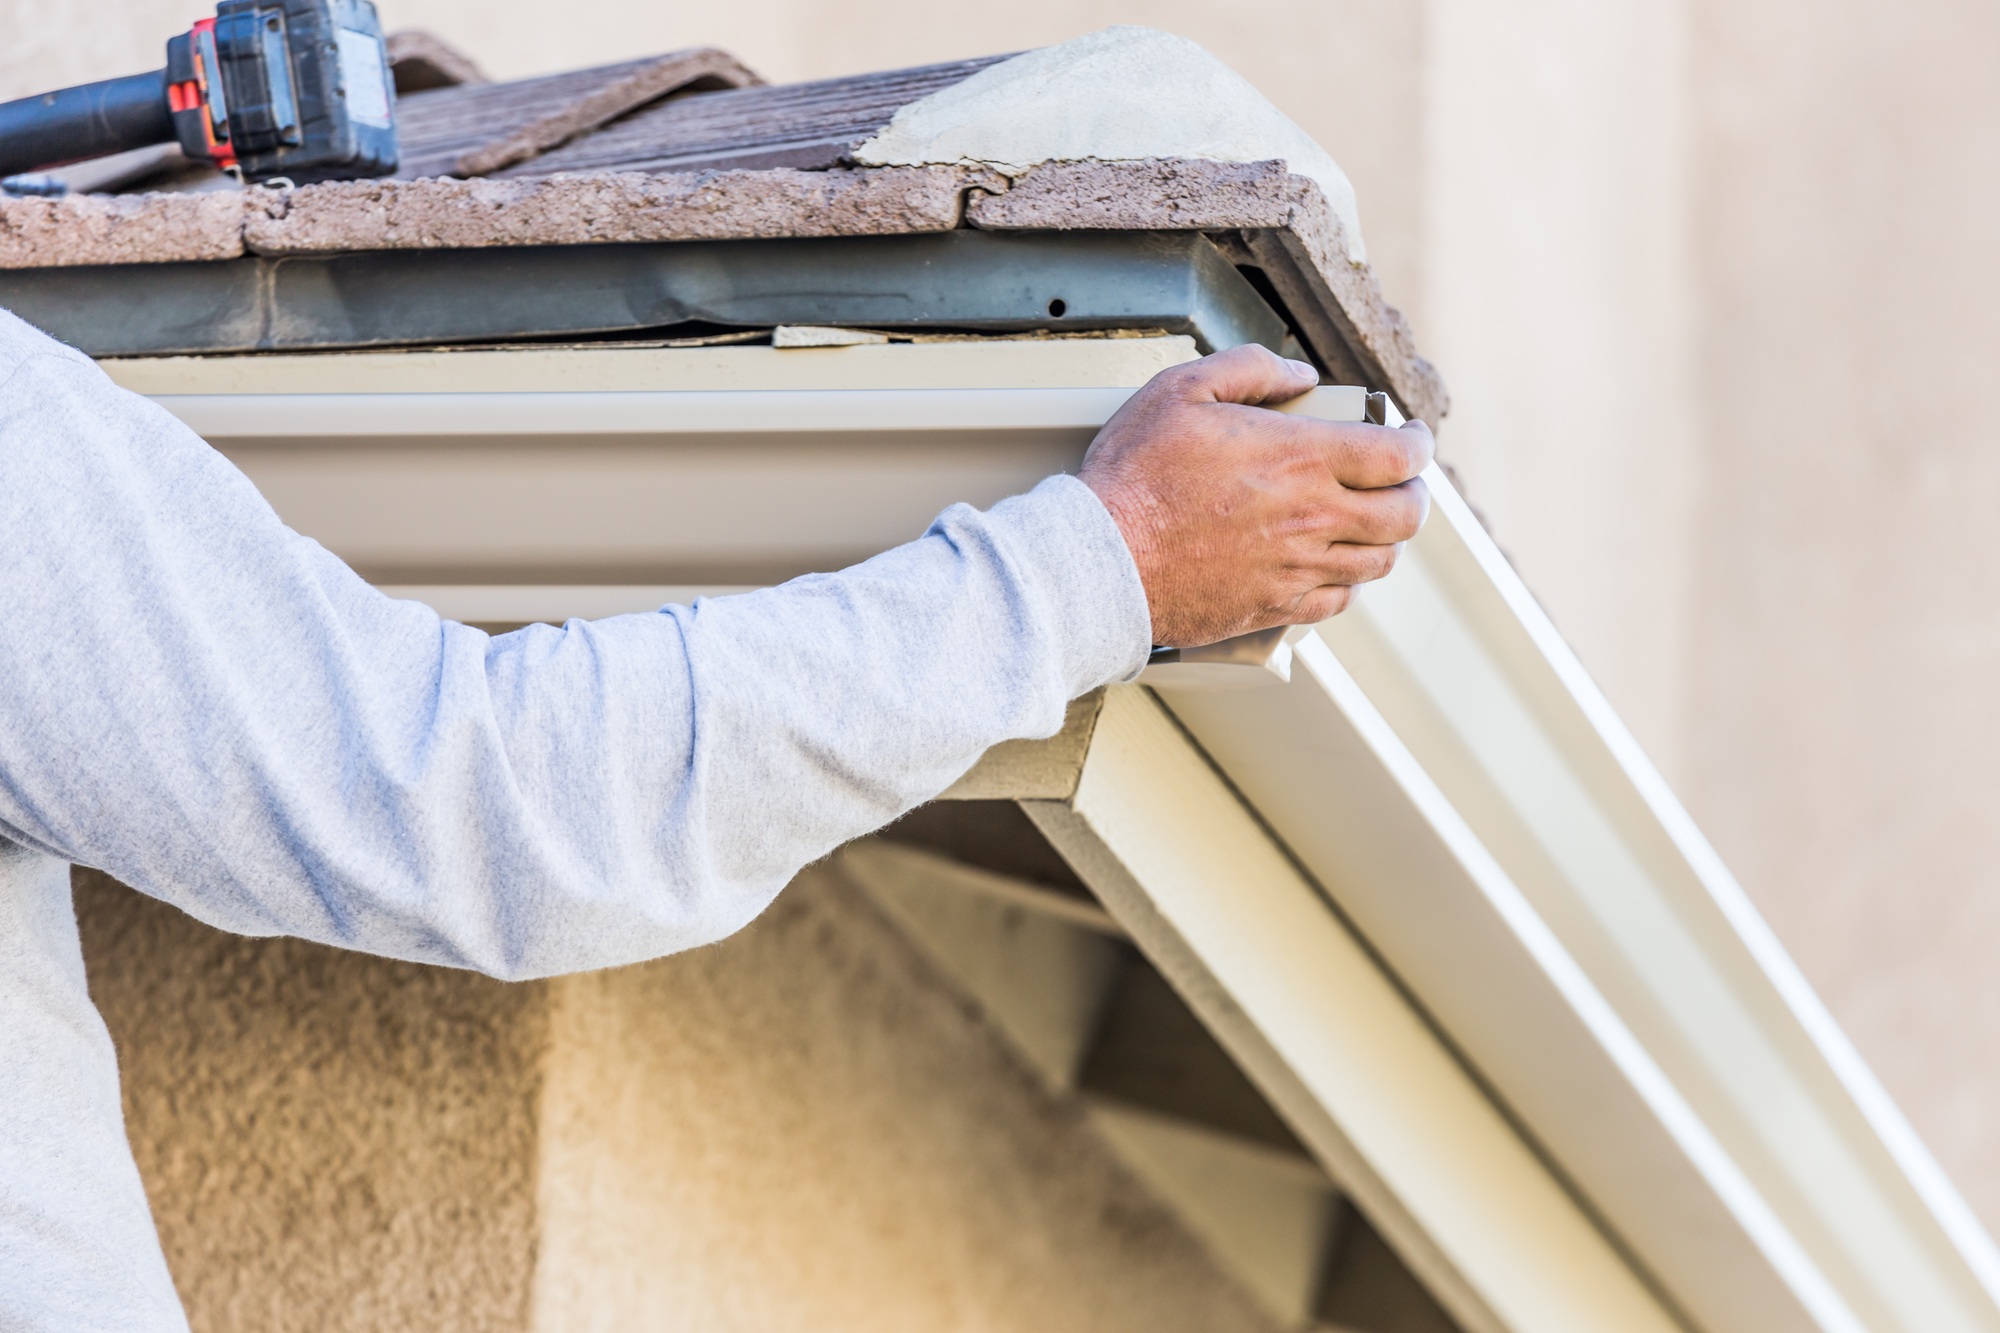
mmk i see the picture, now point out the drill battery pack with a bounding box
[0,0,396,187]
[167,0,396,183]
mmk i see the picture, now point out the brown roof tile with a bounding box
[394,48,763,180]
[500,55,1009,178]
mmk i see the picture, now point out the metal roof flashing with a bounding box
[12,230,1296,362]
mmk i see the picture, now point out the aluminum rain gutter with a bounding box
[1158,470,2000,1333]
[146,384,1160,594]
[155,384,1144,437]
[125,340,2000,1330]
[119,337,1278,601]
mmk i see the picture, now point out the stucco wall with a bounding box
[77,869,1278,1332]
[533,866,1275,1332]
[74,869,546,1333]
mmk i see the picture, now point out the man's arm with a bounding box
[0,325,1427,979]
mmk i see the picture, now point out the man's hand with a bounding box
[1080,345,1435,648]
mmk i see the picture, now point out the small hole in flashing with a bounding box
[1047,298,1068,318]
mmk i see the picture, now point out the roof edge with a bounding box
[966,159,1444,422]
[0,159,1444,420]
[251,166,996,250]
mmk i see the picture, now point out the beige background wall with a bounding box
[1682,0,2000,1222]
[12,0,2000,1249]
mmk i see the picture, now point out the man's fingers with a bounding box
[1294,477,1428,547]
[1169,343,1321,407]
[1288,585,1356,623]
[1266,551,1398,628]
[1290,541,1403,589]
[1080,347,1443,646]
[1265,413,1435,490]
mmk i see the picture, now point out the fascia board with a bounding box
[1026,687,1684,1333]
[1156,471,2000,1332]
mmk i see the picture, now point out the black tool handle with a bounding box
[0,71,173,178]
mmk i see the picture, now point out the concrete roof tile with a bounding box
[243,166,992,254]
[0,190,252,268]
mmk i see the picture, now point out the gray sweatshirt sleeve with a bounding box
[0,325,1153,980]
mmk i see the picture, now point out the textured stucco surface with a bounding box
[74,869,546,1333]
[532,865,1275,1333]
[75,867,1278,1332]
[853,26,1368,262]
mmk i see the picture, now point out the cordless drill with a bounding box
[0,0,397,187]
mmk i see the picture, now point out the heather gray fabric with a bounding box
[0,310,1152,1329]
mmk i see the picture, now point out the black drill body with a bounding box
[0,0,396,186]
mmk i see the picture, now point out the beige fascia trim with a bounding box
[1024,687,1682,1333]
